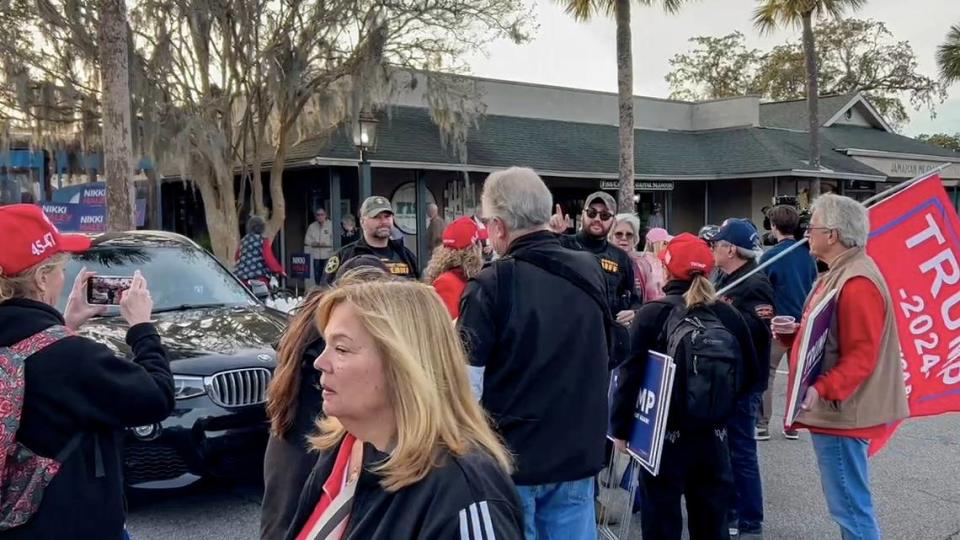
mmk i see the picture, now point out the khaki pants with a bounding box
[758,339,789,430]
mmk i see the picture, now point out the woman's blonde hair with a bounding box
[0,253,69,303]
[310,280,513,491]
[683,274,717,308]
[644,240,668,256]
[423,245,484,284]
[267,266,393,437]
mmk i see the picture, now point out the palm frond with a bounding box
[937,24,960,84]
[818,0,868,20]
[752,0,801,34]
[636,0,689,15]
[556,0,603,22]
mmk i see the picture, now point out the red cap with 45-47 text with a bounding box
[0,204,91,277]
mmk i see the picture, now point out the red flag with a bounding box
[866,173,960,454]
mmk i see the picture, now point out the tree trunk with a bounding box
[99,0,135,231]
[801,10,821,199]
[265,125,289,241]
[615,0,635,212]
[195,165,240,267]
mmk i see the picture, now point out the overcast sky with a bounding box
[466,0,959,136]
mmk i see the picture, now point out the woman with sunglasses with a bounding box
[610,214,671,303]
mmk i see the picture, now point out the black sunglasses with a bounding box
[613,231,635,238]
[584,208,614,221]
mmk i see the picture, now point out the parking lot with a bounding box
[127,378,960,540]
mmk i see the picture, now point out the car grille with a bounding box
[124,442,190,485]
[208,368,272,408]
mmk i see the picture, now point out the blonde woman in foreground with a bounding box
[285,280,523,540]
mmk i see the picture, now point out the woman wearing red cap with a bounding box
[423,217,486,319]
[0,204,174,540]
[609,233,760,540]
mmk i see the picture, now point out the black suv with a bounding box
[57,231,287,488]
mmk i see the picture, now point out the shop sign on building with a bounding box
[600,180,674,191]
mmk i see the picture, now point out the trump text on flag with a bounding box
[868,175,960,417]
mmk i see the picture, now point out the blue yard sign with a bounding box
[624,351,676,476]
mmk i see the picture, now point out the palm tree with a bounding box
[938,24,960,85]
[558,0,685,211]
[754,0,866,198]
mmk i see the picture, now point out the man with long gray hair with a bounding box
[458,167,611,539]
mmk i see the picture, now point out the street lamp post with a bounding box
[353,112,379,201]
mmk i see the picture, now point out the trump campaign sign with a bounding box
[867,174,960,431]
[614,351,675,475]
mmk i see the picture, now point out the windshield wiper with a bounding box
[152,303,232,314]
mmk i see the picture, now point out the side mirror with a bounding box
[250,280,270,301]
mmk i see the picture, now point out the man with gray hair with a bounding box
[710,218,774,538]
[775,194,907,540]
[458,167,612,539]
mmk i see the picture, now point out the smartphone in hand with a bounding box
[87,276,134,305]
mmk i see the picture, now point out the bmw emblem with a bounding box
[257,353,273,363]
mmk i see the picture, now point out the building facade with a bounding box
[258,77,959,280]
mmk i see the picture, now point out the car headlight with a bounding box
[174,375,207,400]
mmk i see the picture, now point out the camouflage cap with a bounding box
[360,196,394,219]
[584,191,617,214]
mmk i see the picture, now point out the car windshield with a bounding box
[58,244,257,314]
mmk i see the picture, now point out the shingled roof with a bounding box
[758,94,859,131]
[284,105,885,180]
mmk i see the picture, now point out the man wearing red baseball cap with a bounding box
[424,217,485,319]
[0,204,175,539]
[610,232,761,540]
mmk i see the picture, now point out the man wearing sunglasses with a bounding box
[549,192,642,329]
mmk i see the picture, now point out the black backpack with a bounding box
[657,297,743,427]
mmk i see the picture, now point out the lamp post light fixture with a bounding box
[353,112,379,201]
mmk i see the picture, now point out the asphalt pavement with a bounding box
[127,376,960,540]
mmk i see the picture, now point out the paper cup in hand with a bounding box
[772,315,797,335]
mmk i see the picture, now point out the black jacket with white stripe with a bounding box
[284,440,524,540]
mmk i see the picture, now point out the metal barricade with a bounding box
[596,442,642,540]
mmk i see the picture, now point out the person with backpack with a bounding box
[0,204,175,540]
[458,167,613,538]
[610,233,759,540]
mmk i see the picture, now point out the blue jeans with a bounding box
[727,392,764,533]
[812,434,881,540]
[515,477,596,540]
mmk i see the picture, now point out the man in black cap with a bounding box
[549,191,642,328]
[322,196,419,283]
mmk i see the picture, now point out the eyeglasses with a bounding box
[805,227,833,235]
[584,208,614,221]
[613,231,635,239]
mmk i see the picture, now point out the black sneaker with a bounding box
[784,429,800,440]
[755,427,771,441]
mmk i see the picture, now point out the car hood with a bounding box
[77,305,288,375]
